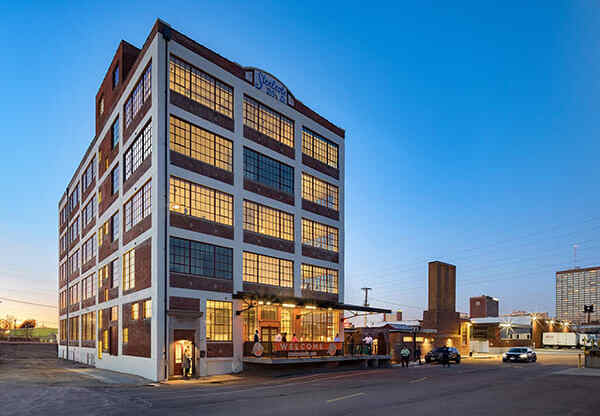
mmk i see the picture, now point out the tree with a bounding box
[19,320,36,329]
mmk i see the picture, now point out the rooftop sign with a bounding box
[250,69,290,105]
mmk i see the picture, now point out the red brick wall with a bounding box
[170,212,234,240]
[169,296,200,311]
[98,166,119,217]
[122,298,151,358]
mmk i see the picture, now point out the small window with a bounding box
[99,96,104,116]
[111,166,119,195]
[111,306,118,322]
[131,303,139,320]
[123,327,128,343]
[112,118,120,148]
[113,65,120,89]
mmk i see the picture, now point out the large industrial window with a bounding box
[122,248,135,291]
[125,63,152,128]
[124,180,151,231]
[124,122,152,181]
[302,128,338,169]
[302,218,339,252]
[243,252,293,288]
[169,177,233,226]
[169,115,232,172]
[169,56,233,119]
[82,157,95,192]
[300,311,338,342]
[281,309,292,337]
[243,96,294,148]
[242,308,257,342]
[82,198,95,229]
[243,147,294,194]
[302,173,338,211]
[169,237,233,279]
[243,200,293,241]
[301,264,338,294]
[206,300,232,341]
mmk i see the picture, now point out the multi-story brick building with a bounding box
[469,295,499,318]
[556,266,600,324]
[57,19,359,381]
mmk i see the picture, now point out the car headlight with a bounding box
[520,354,527,359]
[502,353,507,358]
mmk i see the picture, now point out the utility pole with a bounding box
[361,287,371,328]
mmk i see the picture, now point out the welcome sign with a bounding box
[254,70,288,105]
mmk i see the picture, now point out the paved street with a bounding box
[2,353,599,416]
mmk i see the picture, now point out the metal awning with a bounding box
[232,292,391,314]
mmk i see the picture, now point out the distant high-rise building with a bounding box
[556,266,600,323]
[469,295,499,318]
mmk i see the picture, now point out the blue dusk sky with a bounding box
[1,1,599,325]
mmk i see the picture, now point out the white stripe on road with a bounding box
[408,377,428,383]
[327,392,365,403]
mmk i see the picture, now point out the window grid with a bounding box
[169,177,233,226]
[125,63,152,128]
[206,300,232,341]
[301,264,338,294]
[302,173,339,211]
[169,237,233,279]
[124,180,151,231]
[302,128,338,169]
[243,200,293,241]
[243,96,294,148]
[302,218,339,252]
[169,56,233,119]
[243,147,294,194]
[169,116,233,172]
[242,252,293,288]
[124,122,152,181]
[122,249,135,291]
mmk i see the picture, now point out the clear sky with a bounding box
[1,1,599,326]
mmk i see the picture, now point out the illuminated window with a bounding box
[169,237,232,279]
[144,300,152,319]
[123,328,128,343]
[99,96,104,116]
[124,180,151,231]
[111,306,118,322]
[111,258,120,289]
[82,234,97,265]
[302,128,338,169]
[169,56,233,119]
[169,177,233,226]
[302,173,338,211]
[242,308,256,341]
[302,218,338,252]
[124,122,151,181]
[206,300,232,341]
[281,309,292,337]
[169,116,232,172]
[243,147,294,194]
[242,252,293,288]
[301,264,338,294]
[243,200,294,241]
[123,249,135,291]
[102,329,109,352]
[131,303,139,320]
[98,218,109,246]
[243,96,294,148]
[261,306,277,321]
[124,63,152,128]
[300,311,338,342]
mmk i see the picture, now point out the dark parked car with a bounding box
[502,347,537,363]
[425,347,461,364]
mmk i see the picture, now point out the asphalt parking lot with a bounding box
[1,352,598,416]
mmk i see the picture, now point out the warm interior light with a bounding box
[306,305,317,310]
[282,303,296,308]
[266,301,271,306]
[172,204,180,210]
[258,301,264,305]
[327,307,333,311]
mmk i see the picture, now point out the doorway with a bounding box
[173,329,195,377]
[261,326,279,356]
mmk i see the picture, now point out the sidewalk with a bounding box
[66,367,152,385]
[552,367,600,377]
[162,374,244,385]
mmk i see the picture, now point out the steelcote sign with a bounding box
[254,70,288,105]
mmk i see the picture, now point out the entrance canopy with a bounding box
[232,292,391,315]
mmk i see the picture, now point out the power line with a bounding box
[0,297,57,309]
